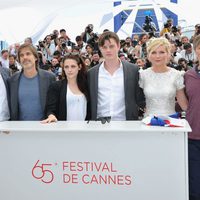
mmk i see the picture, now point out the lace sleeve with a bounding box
[175,71,185,90]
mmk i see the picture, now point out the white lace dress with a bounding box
[139,68,184,116]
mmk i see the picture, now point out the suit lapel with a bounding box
[11,72,21,118]
[38,69,46,111]
[93,65,100,118]
[60,81,67,119]
[122,61,128,101]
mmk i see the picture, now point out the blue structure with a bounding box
[100,0,178,38]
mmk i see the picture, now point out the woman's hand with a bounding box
[41,114,58,123]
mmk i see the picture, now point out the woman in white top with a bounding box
[139,37,188,116]
[42,53,88,123]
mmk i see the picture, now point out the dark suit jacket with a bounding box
[8,69,56,120]
[87,61,145,120]
[45,79,89,120]
[45,79,67,120]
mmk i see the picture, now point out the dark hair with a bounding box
[1,49,8,55]
[17,43,39,68]
[183,42,192,50]
[178,58,187,64]
[75,35,82,42]
[139,33,148,41]
[53,50,61,57]
[9,54,16,59]
[62,54,88,99]
[60,29,66,33]
[98,31,120,47]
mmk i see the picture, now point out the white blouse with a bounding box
[66,85,87,121]
[139,67,184,116]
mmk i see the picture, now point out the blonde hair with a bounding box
[147,37,171,55]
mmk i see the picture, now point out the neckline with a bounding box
[67,85,83,96]
[150,67,171,74]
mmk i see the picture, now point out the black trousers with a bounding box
[189,139,200,200]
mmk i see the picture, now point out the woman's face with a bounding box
[148,45,170,67]
[63,59,80,80]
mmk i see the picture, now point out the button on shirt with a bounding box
[0,74,10,121]
[97,61,126,121]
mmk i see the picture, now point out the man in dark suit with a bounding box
[8,43,55,120]
[87,31,145,121]
[0,65,10,121]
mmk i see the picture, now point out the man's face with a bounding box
[60,31,67,38]
[46,36,52,44]
[136,59,145,68]
[186,47,192,54]
[24,38,32,45]
[141,35,148,44]
[100,38,120,61]
[15,43,20,50]
[181,37,189,44]
[51,58,59,66]
[9,57,15,65]
[19,47,37,70]
[2,52,8,59]
[76,40,83,46]
[92,53,100,62]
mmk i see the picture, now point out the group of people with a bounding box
[0,29,200,200]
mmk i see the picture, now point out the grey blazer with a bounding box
[87,61,145,120]
[8,69,56,120]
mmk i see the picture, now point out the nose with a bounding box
[155,53,160,58]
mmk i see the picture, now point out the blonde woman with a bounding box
[139,37,188,116]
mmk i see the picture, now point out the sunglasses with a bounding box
[87,116,111,124]
[64,52,80,56]
[97,116,111,124]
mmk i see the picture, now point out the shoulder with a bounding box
[8,71,21,82]
[122,60,138,72]
[50,79,65,88]
[0,66,9,74]
[87,63,101,76]
[0,67,10,79]
[48,80,66,92]
[184,68,195,78]
[169,68,183,78]
[38,69,56,79]
[139,67,151,76]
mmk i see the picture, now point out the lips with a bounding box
[23,60,31,64]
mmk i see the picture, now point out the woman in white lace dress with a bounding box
[139,37,188,116]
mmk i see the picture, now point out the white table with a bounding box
[0,121,191,200]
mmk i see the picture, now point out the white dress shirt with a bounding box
[97,61,126,121]
[0,74,10,121]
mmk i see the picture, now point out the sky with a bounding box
[0,0,198,45]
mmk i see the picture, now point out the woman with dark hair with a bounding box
[42,53,88,122]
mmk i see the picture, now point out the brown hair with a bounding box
[98,31,120,47]
[17,43,39,68]
[62,53,88,99]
